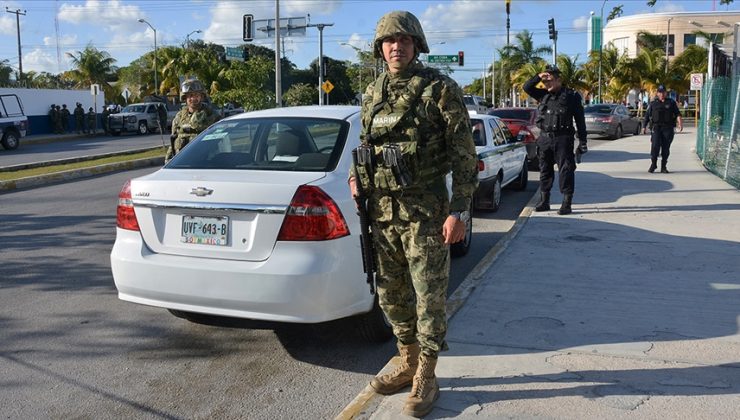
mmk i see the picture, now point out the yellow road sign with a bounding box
[322,80,334,94]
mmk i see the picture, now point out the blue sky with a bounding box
[0,0,737,87]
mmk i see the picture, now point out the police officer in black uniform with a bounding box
[523,64,587,215]
[643,85,682,173]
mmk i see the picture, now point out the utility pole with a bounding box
[598,0,607,105]
[491,52,495,107]
[275,0,282,107]
[6,7,26,81]
[506,0,511,105]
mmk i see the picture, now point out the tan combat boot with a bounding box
[403,354,439,418]
[370,342,420,395]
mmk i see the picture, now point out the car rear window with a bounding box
[166,117,349,172]
[488,109,534,121]
[584,105,614,114]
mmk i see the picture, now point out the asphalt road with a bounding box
[0,133,167,168]
[0,136,616,419]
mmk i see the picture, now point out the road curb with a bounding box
[335,189,540,420]
[0,156,163,192]
[0,146,162,172]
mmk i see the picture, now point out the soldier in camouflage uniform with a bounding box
[86,107,97,135]
[60,104,71,133]
[73,103,86,134]
[348,11,478,418]
[165,78,215,162]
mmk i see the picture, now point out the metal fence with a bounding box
[695,76,740,189]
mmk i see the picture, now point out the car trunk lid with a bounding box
[130,169,326,262]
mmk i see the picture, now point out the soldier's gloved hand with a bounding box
[181,124,193,134]
[170,133,177,142]
[578,142,588,154]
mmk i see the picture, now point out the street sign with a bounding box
[122,87,131,101]
[322,80,334,94]
[226,46,244,61]
[427,55,458,64]
[253,17,307,38]
[690,73,704,90]
[90,84,100,96]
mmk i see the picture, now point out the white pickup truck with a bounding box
[469,112,529,211]
[0,94,28,150]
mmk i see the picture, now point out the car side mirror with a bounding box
[516,132,527,142]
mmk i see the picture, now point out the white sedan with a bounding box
[110,105,470,342]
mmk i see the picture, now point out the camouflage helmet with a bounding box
[180,78,207,100]
[372,11,430,59]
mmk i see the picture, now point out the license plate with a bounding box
[181,215,229,246]
[585,116,595,122]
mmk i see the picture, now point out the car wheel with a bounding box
[1,131,20,150]
[355,296,393,343]
[509,161,528,191]
[451,203,473,258]
[483,176,502,212]
[138,121,148,135]
[633,122,641,135]
[611,125,623,140]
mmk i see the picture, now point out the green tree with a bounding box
[0,59,15,86]
[283,83,316,106]
[66,43,117,100]
[607,5,624,22]
[211,56,274,111]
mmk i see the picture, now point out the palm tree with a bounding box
[501,30,552,69]
[556,54,588,93]
[66,43,117,100]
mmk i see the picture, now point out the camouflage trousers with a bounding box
[370,191,450,357]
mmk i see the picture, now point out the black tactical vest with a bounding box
[649,99,676,127]
[536,89,575,134]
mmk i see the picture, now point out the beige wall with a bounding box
[603,11,740,59]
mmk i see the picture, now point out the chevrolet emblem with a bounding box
[189,187,213,197]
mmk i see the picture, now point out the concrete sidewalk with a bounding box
[356,131,740,419]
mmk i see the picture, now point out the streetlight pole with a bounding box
[138,19,158,95]
[665,17,673,74]
[598,0,607,105]
[186,29,202,48]
[6,7,26,82]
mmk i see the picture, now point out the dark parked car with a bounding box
[488,107,540,169]
[584,104,641,140]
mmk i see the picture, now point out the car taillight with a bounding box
[596,116,613,123]
[277,185,349,241]
[477,160,485,172]
[116,180,140,231]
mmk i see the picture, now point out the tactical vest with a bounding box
[649,99,676,127]
[356,69,449,193]
[536,89,575,134]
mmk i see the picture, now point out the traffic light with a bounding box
[548,18,556,40]
[243,14,253,42]
[458,51,464,67]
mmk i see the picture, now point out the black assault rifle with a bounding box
[351,147,377,294]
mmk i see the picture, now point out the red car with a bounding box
[488,107,540,169]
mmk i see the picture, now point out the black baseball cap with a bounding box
[544,64,561,76]
[657,84,666,92]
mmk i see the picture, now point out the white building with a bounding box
[603,11,740,59]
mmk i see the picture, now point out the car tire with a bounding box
[1,131,20,150]
[508,161,528,191]
[356,296,393,343]
[611,125,623,140]
[633,122,641,135]
[483,176,502,212]
[451,203,473,258]
[138,121,148,135]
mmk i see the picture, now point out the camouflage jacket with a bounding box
[356,61,478,213]
[171,104,216,144]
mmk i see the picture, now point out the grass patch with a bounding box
[0,147,166,181]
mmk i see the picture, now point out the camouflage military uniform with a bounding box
[86,108,97,135]
[60,105,71,133]
[73,104,86,134]
[166,103,215,160]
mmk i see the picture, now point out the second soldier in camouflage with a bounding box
[166,78,216,162]
[349,10,478,418]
